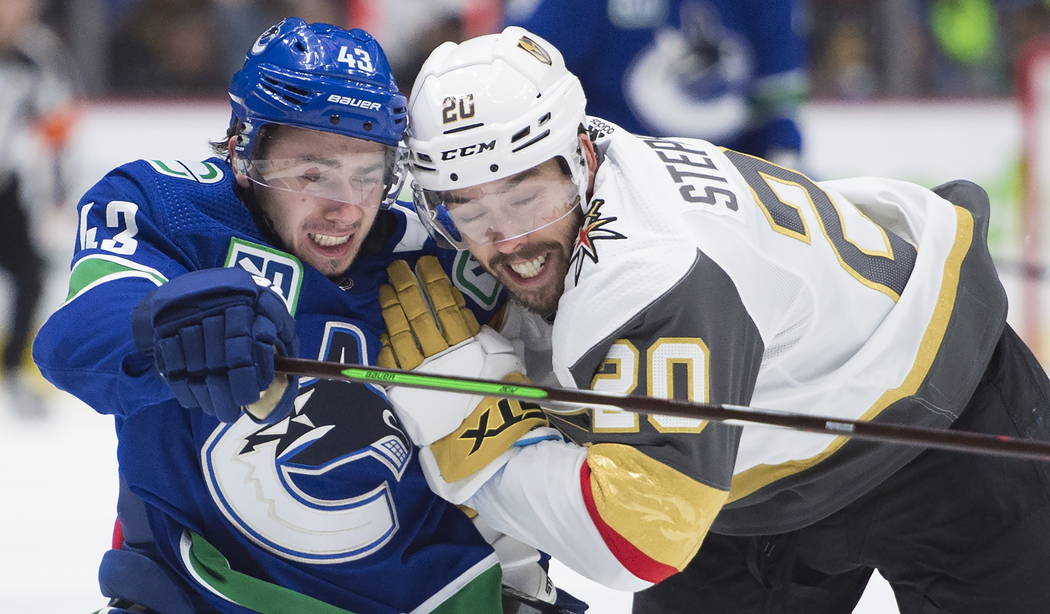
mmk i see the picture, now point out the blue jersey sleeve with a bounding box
[33,164,194,416]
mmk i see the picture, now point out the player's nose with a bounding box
[320,199,364,224]
[492,232,529,254]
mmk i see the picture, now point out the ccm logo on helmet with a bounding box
[441,140,496,160]
[327,94,382,110]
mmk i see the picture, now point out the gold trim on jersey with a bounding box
[827,190,895,260]
[727,205,974,503]
[732,150,907,302]
[587,443,728,570]
[753,172,812,244]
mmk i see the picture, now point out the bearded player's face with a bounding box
[444,159,583,316]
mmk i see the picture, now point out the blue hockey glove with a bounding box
[131,267,299,423]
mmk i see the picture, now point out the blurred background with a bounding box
[7,0,1046,363]
[2,0,1049,611]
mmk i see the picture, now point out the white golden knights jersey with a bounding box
[467,117,1007,591]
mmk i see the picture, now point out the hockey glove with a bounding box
[131,267,299,423]
[378,256,557,502]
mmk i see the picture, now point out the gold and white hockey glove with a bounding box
[378,256,556,502]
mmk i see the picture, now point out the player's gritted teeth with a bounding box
[303,226,358,262]
[308,232,352,248]
[494,246,559,287]
[509,254,546,279]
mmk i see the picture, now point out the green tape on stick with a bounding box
[340,368,550,399]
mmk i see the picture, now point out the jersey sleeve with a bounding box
[33,165,194,416]
[467,250,763,590]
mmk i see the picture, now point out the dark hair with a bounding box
[552,123,590,177]
[209,122,283,159]
[208,123,237,158]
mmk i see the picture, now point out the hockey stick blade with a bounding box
[275,355,1050,463]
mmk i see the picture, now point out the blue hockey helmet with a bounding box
[229,18,407,151]
[227,18,408,208]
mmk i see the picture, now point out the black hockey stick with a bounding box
[275,355,1050,462]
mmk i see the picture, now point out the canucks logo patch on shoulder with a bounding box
[224,238,303,314]
[452,251,502,310]
[147,160,224,184]
[569,199,627,285]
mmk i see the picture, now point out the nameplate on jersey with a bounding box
[224,238,303,315]
[452,251,501,310]
[146,159,225,184]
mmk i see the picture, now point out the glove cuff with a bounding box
[420,426,563,504]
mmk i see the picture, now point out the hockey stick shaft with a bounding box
[275,356,1050,462]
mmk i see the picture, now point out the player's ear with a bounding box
[578,132,597,196]
[228,137,251,189]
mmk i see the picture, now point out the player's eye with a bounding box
[457,208,487,225]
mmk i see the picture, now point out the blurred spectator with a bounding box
[106,0,343,96]
[0,0,78,417]
[23,0,1050,101]
[390,6,465,92]
[108,0,227,94]
[504,0,808,165]
[808,2,882,99]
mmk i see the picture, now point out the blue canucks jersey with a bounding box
[33,158,507,613]
[505,0,806,159]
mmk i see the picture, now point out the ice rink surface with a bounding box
[0,391,899,613]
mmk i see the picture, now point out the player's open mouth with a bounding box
[502,250,558,289]
[509,254,546,279]
[309,232,351,247]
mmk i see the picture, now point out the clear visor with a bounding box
[413,166,580,249]
[244,133,404,208]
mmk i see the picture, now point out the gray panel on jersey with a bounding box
[559,249,764,492]
[715,179,1011,535]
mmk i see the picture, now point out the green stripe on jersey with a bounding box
[184,532,357,613]
[66,255,167,302]
[182,532,504,614]
[429,563,503,613]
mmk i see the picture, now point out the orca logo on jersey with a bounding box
[569,198,627,285]
[202,322,413,564]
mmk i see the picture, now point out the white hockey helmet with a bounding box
[407,27,588,247]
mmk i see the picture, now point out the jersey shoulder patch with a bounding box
[144,159,226,184]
